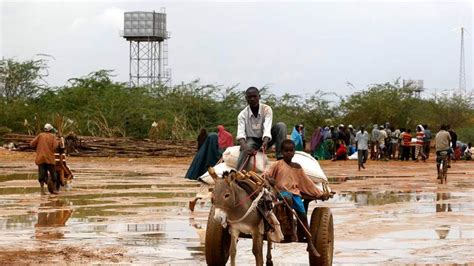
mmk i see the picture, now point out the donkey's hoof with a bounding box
[266,260,273,266]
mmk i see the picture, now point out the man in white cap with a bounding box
[30,123,59,195]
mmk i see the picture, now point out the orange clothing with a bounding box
[401,132,412,146]
[265,160,323,198]
[30,132,58,165]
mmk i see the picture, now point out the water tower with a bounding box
[403,79,424,98]
[122,9,171,87]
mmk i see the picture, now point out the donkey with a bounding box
[211,171,281,266]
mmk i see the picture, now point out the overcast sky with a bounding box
[1,0,472,98]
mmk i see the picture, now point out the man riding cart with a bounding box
[205,141,335,266]
[201,86,335,265]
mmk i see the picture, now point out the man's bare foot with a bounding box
[41,187,46,195]
[50,190,59,195]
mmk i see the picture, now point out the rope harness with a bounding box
[226,188,267,224]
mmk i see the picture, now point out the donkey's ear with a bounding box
[228,171,236,182]
[208,166,218,180]
[224,174,231,184]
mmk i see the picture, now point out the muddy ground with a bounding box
[0,148,473,265]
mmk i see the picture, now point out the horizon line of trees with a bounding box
[1,57,473,143]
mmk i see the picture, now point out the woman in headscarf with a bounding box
[291,125,304,151]
[185,133,221,180]
[321,126,334,160]
[186,132,223,211]
[196,128,207,151]
[217,125,234,152]
[310,127,324,159]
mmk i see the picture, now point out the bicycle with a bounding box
[436,150,448,184]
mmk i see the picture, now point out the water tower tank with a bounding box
[122,10,171,87]
[123,11,168,41]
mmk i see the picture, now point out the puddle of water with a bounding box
[127,223,164,232]
[64,192,197,200]
[329,191,472,207]
[383,228,474,240]
[92,183,200,190]
[0,187,39,195]
[0,173,36,182]
[330,191,434,206]
[329,175,413,183]
[36,209,73,227]
[0,199,16,205]
[0,165,25,169]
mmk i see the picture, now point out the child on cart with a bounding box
[264,139,326,257]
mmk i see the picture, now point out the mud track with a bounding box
[0,149,473,264]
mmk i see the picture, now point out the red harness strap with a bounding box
[234,185,262,207]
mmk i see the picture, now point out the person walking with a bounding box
[415,125,427,162]
[377,125,388,160]
[30,123,59,195]
[423,124,432,159]
[448,125,458,164]
[355,126,369,170]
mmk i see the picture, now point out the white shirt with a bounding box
[378,130,388,145]
[355,131,369,150]
[236,103,273,141]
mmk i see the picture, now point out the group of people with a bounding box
[309,124,358,161]
[308,122,470,164]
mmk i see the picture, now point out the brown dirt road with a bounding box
[0,148,473,265]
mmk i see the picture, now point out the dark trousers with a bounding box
[400,146,411,161]
[424,142,431,159]
[358,149,368,166]
[38,163,56,184]
[386,143,392,158]
[237,122,287,170]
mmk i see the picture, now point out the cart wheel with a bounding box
[205,206,231,266]
[308,207,334,266]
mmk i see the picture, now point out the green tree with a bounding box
[0,56,51,101]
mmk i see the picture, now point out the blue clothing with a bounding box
[291,127,303,151]
[185,133,221,180]
[279,191,306,213]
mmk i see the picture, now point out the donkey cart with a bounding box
[205,197,334,266]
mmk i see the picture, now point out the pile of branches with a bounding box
[2,133,197,157]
